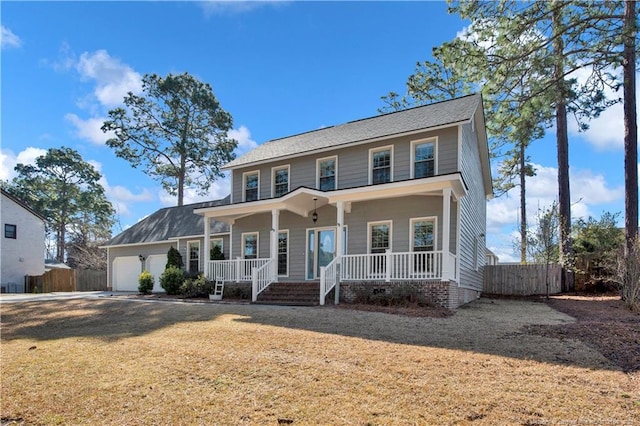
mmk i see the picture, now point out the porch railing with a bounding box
[251,259,277,302]
[207,258,271,283]
[340,250,456,282]
[319,257,339,306]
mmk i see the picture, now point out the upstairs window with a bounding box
[317,157,337,191]
[413,139,436,178]
[370,146,393,184]
[243,171,259,202]
[272,166,289,197]
[4,224,17,239]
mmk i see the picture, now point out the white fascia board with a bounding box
[99,240,175,249]
[167,232,230,240]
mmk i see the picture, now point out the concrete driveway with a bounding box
[0,291,135,303]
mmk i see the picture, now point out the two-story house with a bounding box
[195,93,492,308]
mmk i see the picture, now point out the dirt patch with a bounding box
[526,294,640,374]
[336,302,453,317]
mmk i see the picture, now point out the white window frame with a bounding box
[187,240,201,272]
[410,217,437,252]
[410,137,438,179]
[368,145,394,185]
[242,170,260,202]
[210,238,224,259]
[271,165,290,198]
[277,230,289,277]
[242,232,259,259]
[367,220,393,253]
[316,156,338,190]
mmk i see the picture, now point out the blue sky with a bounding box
[2,1,636,262]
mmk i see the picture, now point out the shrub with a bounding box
[138,271,154,294]
[180,274,215,298]
[353,284,433,307]
[160,266,185,295]
[166,246,183,270]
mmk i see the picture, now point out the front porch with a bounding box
[206,249,457,305]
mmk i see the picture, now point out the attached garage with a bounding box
[112,256,141,292]
[146,254,166,292]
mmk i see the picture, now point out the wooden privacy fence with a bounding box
[26,269,77,293]
[77,269,107,291]
[25,269,107,293]
[484,264,562,295]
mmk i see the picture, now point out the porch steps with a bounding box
[255,282,325,306]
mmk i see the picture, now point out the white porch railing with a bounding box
[319,257,339,306]
[340,250,456,282]
[207,258,271,283]
[251,259,277,302]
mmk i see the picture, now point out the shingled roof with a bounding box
[105,196,230,246]
[224,93,482,169]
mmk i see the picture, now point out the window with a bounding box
[412,139,436,178]
[4,224,16,239]
[188,241,200,273]
[369,222,391,254]
[210,238,224,260]
[272,166,289,197]
[370,146,393,184]
[317,157,337,190]
[243,171,259,202]
[243,233,259,259]
[411,218,436,273]
[278,231,288,276]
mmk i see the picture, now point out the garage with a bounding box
[146,254,166,293]
[112,256,141,292]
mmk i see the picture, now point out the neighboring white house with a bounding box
[1,189,46,293]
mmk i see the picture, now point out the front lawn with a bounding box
[1,297,638,424]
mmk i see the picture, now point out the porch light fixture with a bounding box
[138,254,145,262]
[312,197,318,223]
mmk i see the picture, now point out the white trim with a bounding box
[230,172,234,204]
[241,232,259,259]
[409,216,437,252]
[187,240,201,272]
[410,137,438,179]
[100,240,176,249]
[456,200,461,284]
[222,120,470,171]
[242,170,260,202]
[271,165,290,198]
[367,220,393,253]
[167,232,230,241]
[457,125,462,172]
[305,226,337,280]
[316,155,338,190]
[368,145,394,185]
[277,229,289,277]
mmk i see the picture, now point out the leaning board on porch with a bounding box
[483,264,562,296]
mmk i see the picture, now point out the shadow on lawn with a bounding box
[1,296,634,372]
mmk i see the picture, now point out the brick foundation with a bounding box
[339,280,480,309]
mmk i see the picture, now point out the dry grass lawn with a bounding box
[1,297,638,425]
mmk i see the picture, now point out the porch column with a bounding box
[271,209,280,281]
[441,188,451,281]
[335,201,344,304]
[203,216,211,279]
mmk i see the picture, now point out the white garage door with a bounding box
[112,256,141,292]
[146,254,166,293]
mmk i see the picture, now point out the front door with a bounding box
[307,228,336,279]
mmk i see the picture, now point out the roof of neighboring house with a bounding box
[1,188,47,221]
[105,196,231,247]
[224,93,483,169]
[45,260,72,270]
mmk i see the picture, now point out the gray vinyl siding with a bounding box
[458,123,487,291]
[231,127,459,199]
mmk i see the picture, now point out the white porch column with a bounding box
[203,216,211,279]
[441,188,451,281]
[335,201,344,304]
[271,209,280,280]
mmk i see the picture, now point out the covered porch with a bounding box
[194,174,466,304]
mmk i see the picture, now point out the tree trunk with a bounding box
[553,4,574,291]
[624,0,638,253]
[178,153,186,206]
[519,140,527,264]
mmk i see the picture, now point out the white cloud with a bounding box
[65,114,113,145]
[76,50,142,107]
[96,173,154,217]
[1,26,22,49]
[158,175,231,207]
[0,147,47,181]
[229,125,259,156]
